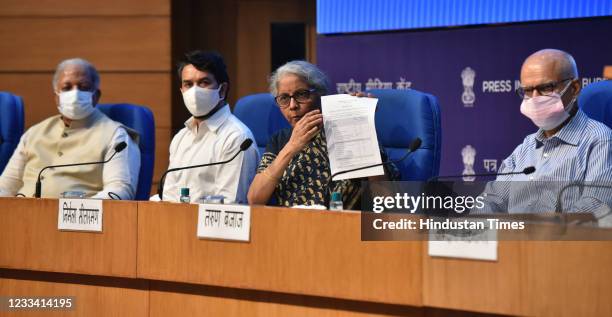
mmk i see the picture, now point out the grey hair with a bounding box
[52,58,100,91]
[269,60,330,96]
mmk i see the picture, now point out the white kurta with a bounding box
[0,110,140,199]
[160,105,259,203]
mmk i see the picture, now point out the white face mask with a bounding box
[520,82,575,131]
[57,89,95,120]
[182,85,223,117]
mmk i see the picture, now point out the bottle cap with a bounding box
[180,187,189,196]
[331,191,342,201]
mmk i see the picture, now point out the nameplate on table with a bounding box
[57,199,103,232]
[428,228,498,261]
[197,204,250,242]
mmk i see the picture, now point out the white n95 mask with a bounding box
[182,85,223,117]
[57,89,95,120]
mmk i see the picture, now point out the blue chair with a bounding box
[367,89,442,181]
[97,104,155,200]
[0,92,25,174]
[578,80,612,129]
[234,93,290,153]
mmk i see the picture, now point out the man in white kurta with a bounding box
[0,58,140,199]
[158,50,258,203]
[163,105,258,203]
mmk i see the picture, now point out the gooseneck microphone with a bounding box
[428,166,536,182]
[34,141,127,198]
[555,182,612,213]
[330,137,422,180]
[157,138,253,201]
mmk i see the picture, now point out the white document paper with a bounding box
[321,94,384,181]
[197,204,251,242]
[428,228,498,261]
[58,199,103,232]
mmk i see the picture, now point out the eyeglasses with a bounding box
[275,88,316,108]
[516,78,574,99]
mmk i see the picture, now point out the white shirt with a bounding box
[0,126,140,200]
[157,104,259,203]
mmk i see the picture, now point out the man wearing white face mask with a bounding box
[0,58,140,199]
[153,51,259,203]
[480,49,612,214]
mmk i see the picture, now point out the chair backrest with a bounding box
[97,103,155,200]
[578,80,612,129]
[368,89,442,181]
[0,92,25,174]
[234,93,290,153]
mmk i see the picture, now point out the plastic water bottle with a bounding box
[179,187,190,203]
[329,191,344,210]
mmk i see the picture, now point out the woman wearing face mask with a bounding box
[153,51,259,204]
[247,61,400,209]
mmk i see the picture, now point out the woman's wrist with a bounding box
[280,142,301,158]
[261,168,280,182]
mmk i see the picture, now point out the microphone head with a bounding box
[523,166,536,175]
[409,137,422,152]
[240,139,253,151]
[114,141,128,153]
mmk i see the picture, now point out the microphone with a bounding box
[330,137,422,180]
[157,138,253,201]
[428,166,535,182]
[555,182,612,213]
[239,138,254,151]
[34,141,128,198]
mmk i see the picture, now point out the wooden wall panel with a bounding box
[0,73,171,128]
[0,273,148,317]
[0,199,138,278]
[152,127,172,192]
[0,18,170,72]
[422,241,524,316]
[169,0,239,129]
[149,282,424,317]
[235,0,317,98]
[149,287,502,317]
[138,204,423,306]
[0,0,169,16]
[0,74,56,128]
[0,0,172,199]
[524,241,612,317]
[102,73,172,128]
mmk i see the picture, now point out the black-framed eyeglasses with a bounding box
[516,78,574,99]
[275,88,316,108]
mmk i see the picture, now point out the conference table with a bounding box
[1,198,611,316]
